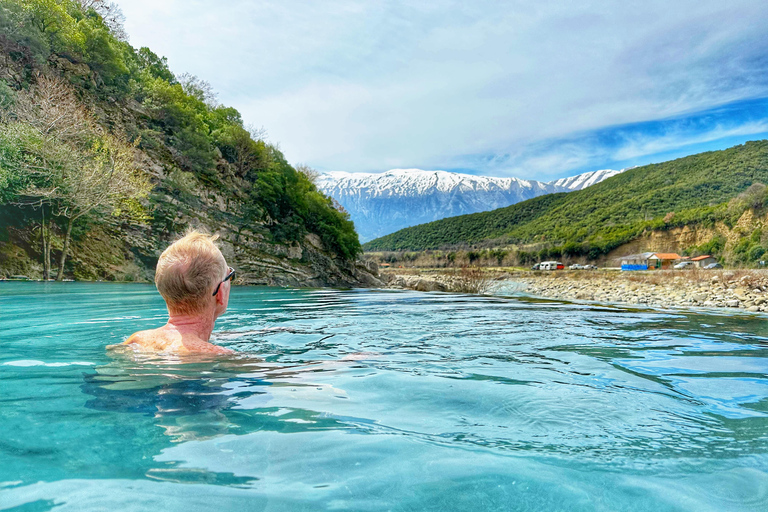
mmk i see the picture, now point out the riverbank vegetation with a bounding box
[0,0,360,281]
[364,141,768,266]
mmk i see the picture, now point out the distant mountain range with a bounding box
[361,141,768,259]
[317,168,621,242]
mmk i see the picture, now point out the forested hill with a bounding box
[363,141,768,259]
[0,0,373,286]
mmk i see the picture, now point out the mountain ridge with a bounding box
[318,168,622,242]
[362,141,768,264]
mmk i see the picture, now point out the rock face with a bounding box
[230,233,381,288]
[317,168,621,242]
[0,164,381,288]
[0,219,382,288]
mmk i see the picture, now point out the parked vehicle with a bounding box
[540,261,564,270]
[531,263,540,270]
[673,261,694,269]
[585,265,598,270]
[703,262,723,269]
[569,264,583,270]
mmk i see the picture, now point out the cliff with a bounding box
[0,0,379,287]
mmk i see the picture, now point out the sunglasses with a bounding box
[212,266,236,296]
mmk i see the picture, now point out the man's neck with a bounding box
[166,310,217,342]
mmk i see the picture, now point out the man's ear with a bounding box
[214,288,225,306]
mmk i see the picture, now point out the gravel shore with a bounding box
[517,270,768,311]
[383,268,768,312]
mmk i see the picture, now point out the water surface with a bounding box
[1,282,767,511]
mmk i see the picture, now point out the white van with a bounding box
[540,261,563,271]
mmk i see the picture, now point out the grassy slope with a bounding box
[364,140,768,253]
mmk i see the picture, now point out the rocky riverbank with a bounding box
[518,269,768,311]
[380,268,492,293]
[382,268,768,312]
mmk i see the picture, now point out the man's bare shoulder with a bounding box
[108,328,233,355]
[105,329,167,351]
[131,329,164,346]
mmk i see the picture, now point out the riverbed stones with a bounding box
[383,269,768,314]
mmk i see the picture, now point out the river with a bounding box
[1,282,767,511]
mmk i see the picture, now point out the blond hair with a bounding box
[154,230,227,314]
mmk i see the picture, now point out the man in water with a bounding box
[116,230,235,355]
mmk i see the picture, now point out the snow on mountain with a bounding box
[317,168,621,243]
[548,169,622,191]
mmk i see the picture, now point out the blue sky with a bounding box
[118,0,768,180]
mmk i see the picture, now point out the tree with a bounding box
[177,73,218,108]
[75,0,127,41]
[3,75,151,280]
[50,130,151,280]
[3,75,94,278]
[295,164,320,186]
[21,0,84,52]
[213,123,263,180]
[135,47,175,83]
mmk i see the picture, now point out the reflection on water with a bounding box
[2,282,768,511]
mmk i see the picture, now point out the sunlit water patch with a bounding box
[1,282,768,511]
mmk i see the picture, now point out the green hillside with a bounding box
[0,0,361,283]
[364,141,768,258]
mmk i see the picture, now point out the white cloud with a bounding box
[477,118,768,180]
[117,0,768,177]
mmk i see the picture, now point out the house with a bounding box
[690,255,717,267]
[618,252,682,270]
[619,252,655,271]
[648,253,681,269]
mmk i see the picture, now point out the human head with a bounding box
[154,230,229,315]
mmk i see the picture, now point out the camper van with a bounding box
[540,261,564,271]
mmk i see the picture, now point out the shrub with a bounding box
[450,266,491,294]
[749,246,765,261]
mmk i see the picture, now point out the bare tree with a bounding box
[177,73,219,108]
[330,197,348,214]
[295,164,320,185]
[4,75,151,280]
[75,0,128,41]
[4,76,94,278]
[11,75,95,150]
[246,123,267,142]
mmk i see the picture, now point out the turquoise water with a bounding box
[1,282,768,511]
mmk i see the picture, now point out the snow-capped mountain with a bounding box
[548,169,622,190]
[317,168,621,243]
